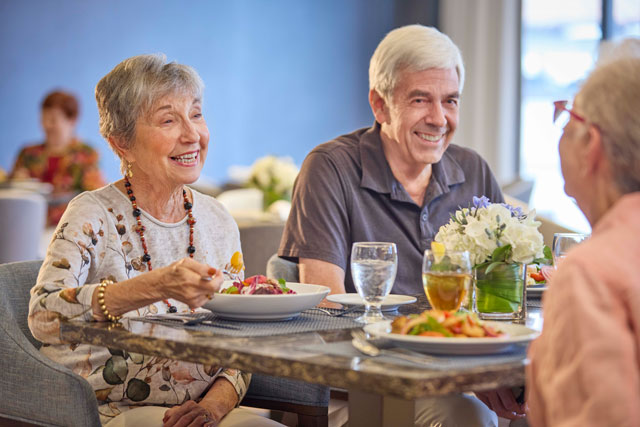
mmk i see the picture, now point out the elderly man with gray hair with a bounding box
[527,38,640,426]
[280,25,511,425]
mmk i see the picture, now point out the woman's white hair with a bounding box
[577,38,640,194]
[95,53,204,174]
[369,25,465,101]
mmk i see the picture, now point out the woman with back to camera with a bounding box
[28,54,282,427]
[526,39,640,426]
[11,90,106,225]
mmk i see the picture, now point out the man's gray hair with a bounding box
[95,54,204,173]
[369,25,465,101]
[577,39,640,194]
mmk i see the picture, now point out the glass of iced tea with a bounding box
[422,249,472,312]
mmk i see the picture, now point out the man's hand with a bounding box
[476,388,527,420]
[163,400,217,426]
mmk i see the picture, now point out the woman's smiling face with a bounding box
[124,92,209,187]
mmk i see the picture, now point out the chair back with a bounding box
[266,253,299,282]
[0,260,100,426]
[0,190,46,263]
[239,223,285,277]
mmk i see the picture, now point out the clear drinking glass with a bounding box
[350,242,398,324]
[422,250,472,312]
[552,233,589,267]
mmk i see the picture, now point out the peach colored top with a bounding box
[526,193,640,427]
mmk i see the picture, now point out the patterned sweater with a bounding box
[28,184,249,425]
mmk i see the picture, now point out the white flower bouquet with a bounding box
[435,196,545,268]
[246,155,299,209]
[435,196,547,318]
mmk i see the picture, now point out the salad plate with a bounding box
[326,294,416,312]
[203,281,330,321]
[364,320,539,355]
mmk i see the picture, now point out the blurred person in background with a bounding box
[11,90,106,225]
[526,38,640,426]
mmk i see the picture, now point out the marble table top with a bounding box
[59,295,542,400]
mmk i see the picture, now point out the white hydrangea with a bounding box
[434,201,545,267]
[247,155,299,201]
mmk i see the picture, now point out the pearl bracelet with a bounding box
[97,279,122,323]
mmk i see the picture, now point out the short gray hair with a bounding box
[95,54,204,171]
[369,25,465,101]
[577,43,640,194]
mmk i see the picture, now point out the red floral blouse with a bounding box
[11,140,106,225]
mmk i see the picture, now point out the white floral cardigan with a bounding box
[28,184,249,424]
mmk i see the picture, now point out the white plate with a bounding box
[326,294,417,312]
[203,281,330,321]
[364,320,539,355]
[527,285,547,296]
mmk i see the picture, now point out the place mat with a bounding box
[298,340,528,370]
[131,309,362,337]
[526,299,543,308]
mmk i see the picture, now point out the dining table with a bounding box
[58,294,543,427]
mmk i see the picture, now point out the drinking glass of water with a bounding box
[350,242,398,324]
[552,233,589,267]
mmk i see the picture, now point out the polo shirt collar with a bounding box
[359,122,466,201]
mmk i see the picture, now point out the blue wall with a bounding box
[0,0,409,184]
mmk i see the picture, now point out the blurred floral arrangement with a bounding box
[246,156,299,209]
[435,196,546,269]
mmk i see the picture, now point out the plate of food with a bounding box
[526,265,554,297]
[326,293,417,312]
[203,275,330,321]
[364,310,539,355]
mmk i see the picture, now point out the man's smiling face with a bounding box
[378,67,460,168]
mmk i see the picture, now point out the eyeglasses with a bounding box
[553,100,588,128]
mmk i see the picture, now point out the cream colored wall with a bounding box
[440,0,521,186]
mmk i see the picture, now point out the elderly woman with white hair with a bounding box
[526,39,640,426]
[28,54,283,427]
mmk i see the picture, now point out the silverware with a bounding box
[145,314,240,330]
[183,317,240,329]
[307,305,360,317]
[350,330,445,365]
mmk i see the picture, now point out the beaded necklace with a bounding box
[124,176,196,313]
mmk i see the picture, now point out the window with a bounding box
[520,0,639,233]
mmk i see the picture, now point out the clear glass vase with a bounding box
[473,262,526,321]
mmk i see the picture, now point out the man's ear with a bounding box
[369,89,390,125]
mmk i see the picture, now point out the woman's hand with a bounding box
[155,258,223,309]
[163,400,218,427]
[476,387,527,420]
[91,258,222,321]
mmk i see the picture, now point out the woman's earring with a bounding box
[126,162,133,178]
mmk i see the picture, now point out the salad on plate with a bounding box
[220,275,296,295]
[391,309,505,338]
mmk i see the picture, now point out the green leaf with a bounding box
[279,281,291,293]
[103,356,127,385]
[221,286,238,294]
[408,315,452,337]
[484,261,504,275]
[475,263,525,313]
[107,348,125,357]
[490,244,512,263]
[543,245,552,260]
[126,378,150,402]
